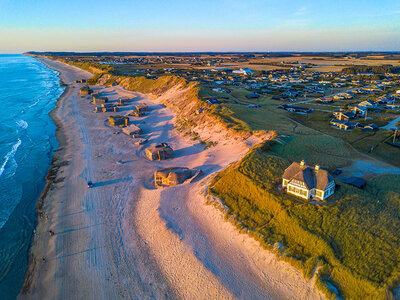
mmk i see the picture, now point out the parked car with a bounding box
[87,181,93,188]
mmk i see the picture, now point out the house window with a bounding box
[316,190,322,198]
[283,179,288,186]
[300,190,307,197]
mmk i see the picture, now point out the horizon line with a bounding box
[18,50,400,55]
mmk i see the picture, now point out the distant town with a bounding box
[46,52,400,140]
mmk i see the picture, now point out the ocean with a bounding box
[0,54,64,298]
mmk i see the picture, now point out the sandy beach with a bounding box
[20,58,324,299]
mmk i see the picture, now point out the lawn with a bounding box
[270,134,355,169]
[291,112,400,167]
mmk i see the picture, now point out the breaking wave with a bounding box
[16,119,28,129]
[0,139,21,178]
[26,98,40,110]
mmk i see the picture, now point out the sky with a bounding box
[0,0,400,53]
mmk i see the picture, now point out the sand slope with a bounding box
[20,58,324,299]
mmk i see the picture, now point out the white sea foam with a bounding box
[16,119,28,129]
[0,139,22,178]
[26,98,40,109]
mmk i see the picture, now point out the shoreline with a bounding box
[18,58,177,299]
[20,59,71,294]
[19,57,324,299]
[0,55,66,299]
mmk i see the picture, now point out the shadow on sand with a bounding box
[194,164,221,177]
[56,223,102,235]
[93,177,133,187]
[100,90,118,97]
[173,144,205,158]
[57,209,88,219]
[55,247,97,260]
[141,114,173,124]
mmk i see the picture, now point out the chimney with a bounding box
[315,164,320,171]
[300,160,305,167]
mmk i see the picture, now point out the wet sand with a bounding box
[19,58,324,299]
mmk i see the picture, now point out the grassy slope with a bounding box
[209,144,400,299]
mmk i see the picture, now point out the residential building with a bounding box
[333,111,355,121]
[282,160,335,200]
[330,119,359,130]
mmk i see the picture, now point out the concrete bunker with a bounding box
[108,115,129,127]
[154,167,202,188]
[145,143,174,161]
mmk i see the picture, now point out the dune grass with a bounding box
[209,143,400,299]
[270,134,356,169]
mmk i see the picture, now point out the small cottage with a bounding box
[361,124,378,131]
[330,119,359,130]
[282,160,335,200]
[349,105,367,116]
[333,111,355,121]
[246,93,260,99]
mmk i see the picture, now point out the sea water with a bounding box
[0,54,63,298]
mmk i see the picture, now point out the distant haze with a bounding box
[1,0,400,53]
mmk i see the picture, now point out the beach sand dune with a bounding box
[19,58,324,299]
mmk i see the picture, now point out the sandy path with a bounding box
[20,58,324,299]
[381,115,400,130]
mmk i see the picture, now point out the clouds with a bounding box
[293,6,307,16]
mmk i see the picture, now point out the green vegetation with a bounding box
[58,59,114,74]
[207,105,251,133]
[117,75,190,95]
[209,143,400,299]
[271,134,355,169]
[342,65,400,74]
[86,73,102,85]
